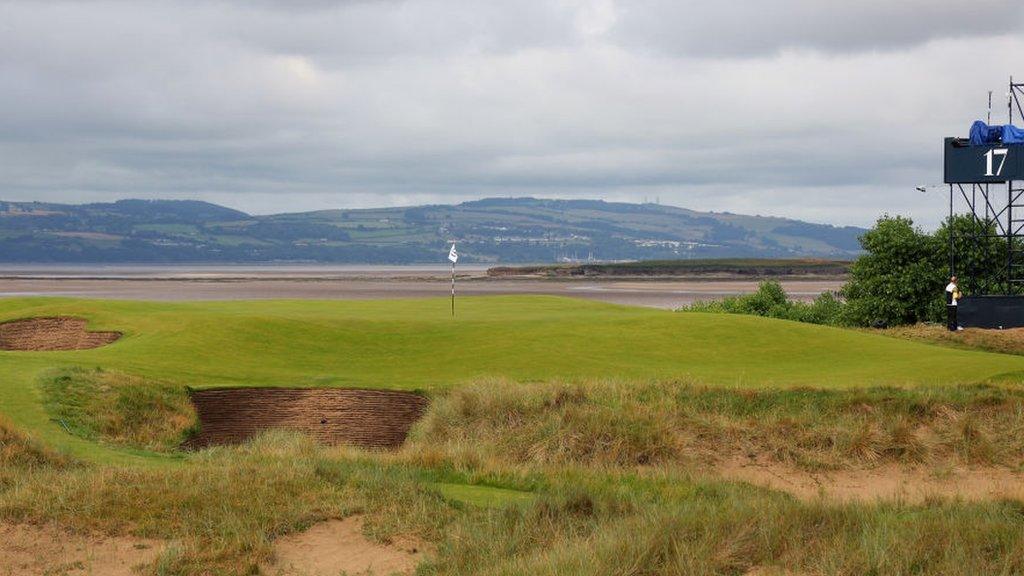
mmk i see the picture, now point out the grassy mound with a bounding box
[0,416,68,470]
[411,380,1024,471]
[41,367,195,452]
[887,324,1024,357]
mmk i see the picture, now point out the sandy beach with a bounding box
[0,265,843,309]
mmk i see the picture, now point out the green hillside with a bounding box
[2,296,1022,462]
[0,197,865,263]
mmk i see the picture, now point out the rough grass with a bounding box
[0,432,454,575]
[40,367,195,452]
[0,415,68,471]
[409,379,1024,471]
[433,476,1024,576]
[4,427,1024,576]
[886,323,1024,357]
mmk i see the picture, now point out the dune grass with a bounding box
[885,323,1024,357]
[40,367,195,452]
[0,414,69,471]
[0,432,453,574]
[3,427,1024,576]
[409,379,1024,472]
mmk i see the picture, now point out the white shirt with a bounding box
[946,282,958,305]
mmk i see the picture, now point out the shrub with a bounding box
[841,214,1005,327]
[678,281,845,326]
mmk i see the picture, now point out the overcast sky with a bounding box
[2,0,1023,227]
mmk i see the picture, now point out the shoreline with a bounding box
[0,273,845,310]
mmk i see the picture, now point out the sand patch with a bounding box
[718,457,1024,503]
[0,522,162,576]
[264,516,426,576]
[187,388,429,449]
[0,317,120,351]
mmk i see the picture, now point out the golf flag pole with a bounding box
[448,243,458,316]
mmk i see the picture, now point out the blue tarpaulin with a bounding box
[969,120,1024,145]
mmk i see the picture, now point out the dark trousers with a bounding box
[947,305,958,331]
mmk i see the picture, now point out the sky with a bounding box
[1,0,1023,228]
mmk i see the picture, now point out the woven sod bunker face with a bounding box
[0,317,121,351]
[186,388,429,449]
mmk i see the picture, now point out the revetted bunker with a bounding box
[0,317,121,351]
[186,388,430,449]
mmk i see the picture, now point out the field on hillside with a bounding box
[3,296,1024,574]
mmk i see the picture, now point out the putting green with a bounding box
[2,295,1023,462]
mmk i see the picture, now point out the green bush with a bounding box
[678,281,845,326]
[841,214,1005,327]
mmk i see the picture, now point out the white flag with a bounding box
[448,243,458,263]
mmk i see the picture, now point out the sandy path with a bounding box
[264,516,426,576]
[0,523,163,576]
[718,458,1024,503]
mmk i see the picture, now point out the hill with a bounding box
[0,197,865,263]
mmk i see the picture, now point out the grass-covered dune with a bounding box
[2,295,1024,462]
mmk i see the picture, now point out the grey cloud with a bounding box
[611,0,1024,56]
[0,0,1021,229]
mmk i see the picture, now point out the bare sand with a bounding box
[0,522,163,576]
[0,266,843,309]
[717,458,1024,503]
[264,516,427,576]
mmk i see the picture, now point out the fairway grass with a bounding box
[2,295,1024,461]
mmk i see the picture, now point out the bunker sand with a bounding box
[0,316,120,351]
[187,388,429,449]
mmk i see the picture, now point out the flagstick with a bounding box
[448,242,458,317]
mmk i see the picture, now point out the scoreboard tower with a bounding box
[944,78,1024,328]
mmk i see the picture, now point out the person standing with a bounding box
[945,276,962,331]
